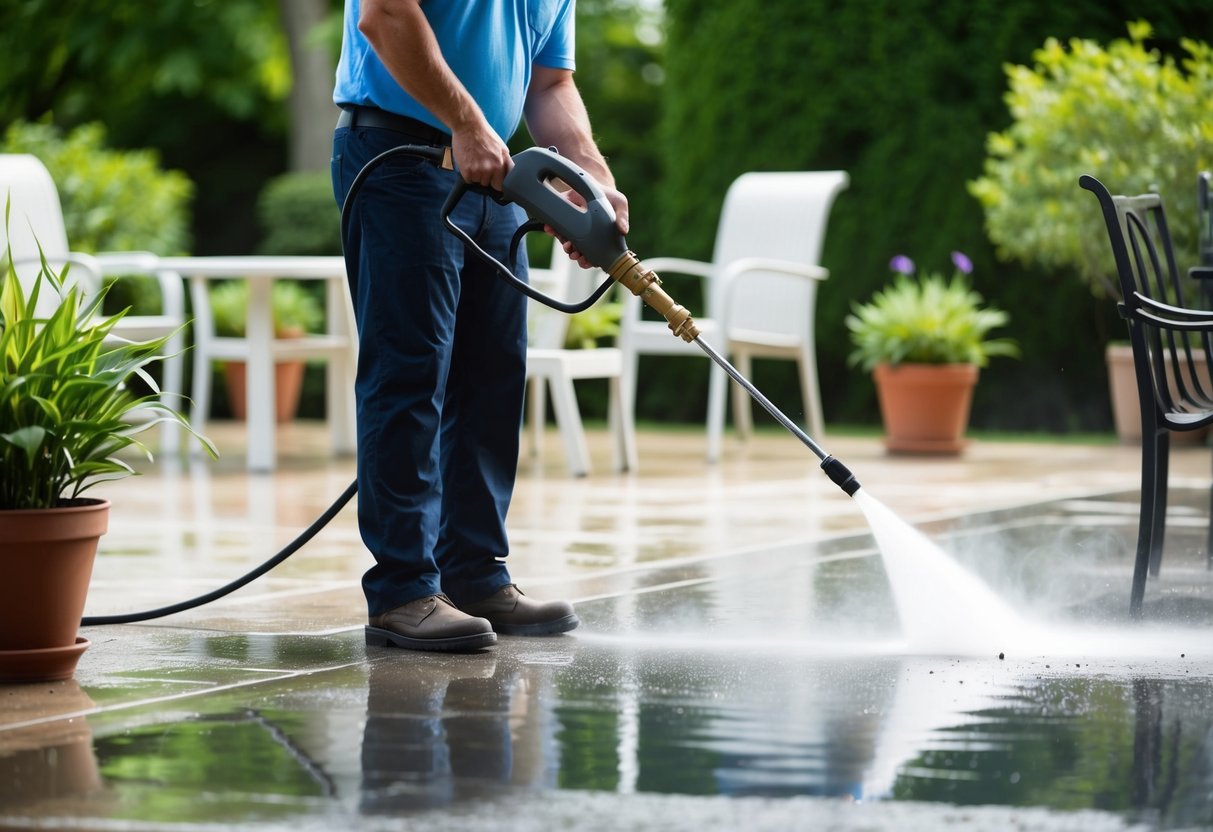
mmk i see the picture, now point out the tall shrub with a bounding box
[969,21,1213,300]
[257,171,341,256]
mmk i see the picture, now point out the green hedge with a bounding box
[1,119,193,256]
[655,0,1209,432]
[256,170,342,256]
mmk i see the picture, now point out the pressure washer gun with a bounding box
[442,147,861,497]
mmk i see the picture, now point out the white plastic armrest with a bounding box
[10,251,104,294]
[640,257,715,279]
[94,250,160,272]
[721,257,828,285]
[619,257,715,319]
[94,251,185,320]
[720,258,828,311]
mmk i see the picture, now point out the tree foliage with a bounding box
[0,0,297,255]
[0,1,288,128]
[1,120,193,257]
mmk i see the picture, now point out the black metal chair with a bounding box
[1080,174,1213,617]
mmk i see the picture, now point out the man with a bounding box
[331,0,628,651]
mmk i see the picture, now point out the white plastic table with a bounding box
[152,256,357,472]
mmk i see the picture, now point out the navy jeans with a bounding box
[332,123,528,615]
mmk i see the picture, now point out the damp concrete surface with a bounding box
[3,426,1213,830]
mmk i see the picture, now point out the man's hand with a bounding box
[451,121,512,193]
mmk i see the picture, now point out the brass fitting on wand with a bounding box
[607,251,701,343]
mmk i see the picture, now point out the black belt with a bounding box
[337,106,452,147]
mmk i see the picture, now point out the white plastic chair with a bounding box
[525,242,637,477]
[618,170,848,462]
[0,153,188,452]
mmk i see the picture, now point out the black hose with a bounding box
[82,479,359,626]
[81,480,359,626]
[82,141,677,626]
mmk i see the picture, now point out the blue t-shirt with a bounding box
[334,0,576,141]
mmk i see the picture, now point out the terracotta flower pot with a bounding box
[0,499,108,683]
[0,499,107,688]
[873,362,978,454]
[1106,343,1210,444]
[223,360,306,423]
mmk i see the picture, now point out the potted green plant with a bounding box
[0,239,211,683]
[564,294,623,350]
[847,252,1018,454]
[208,279,323,422]
[967,21,1213,440]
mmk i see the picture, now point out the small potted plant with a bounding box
[0,240,212,683]
[846,252,1018,453]
[208,280,323,422]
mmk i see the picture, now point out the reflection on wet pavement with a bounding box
[5,428,1213,829]
[9,636,1213,829]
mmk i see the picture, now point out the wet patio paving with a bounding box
[4,424,1213,830]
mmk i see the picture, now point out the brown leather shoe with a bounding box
[459,584,580,636]
[366,595,496,652]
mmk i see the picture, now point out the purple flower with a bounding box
[951,250,973,275]
[889,255,915,275]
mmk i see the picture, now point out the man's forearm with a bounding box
[524,68,615,188]
[358,0,482,132]
[358,0,510,188]
[525,66,629,244]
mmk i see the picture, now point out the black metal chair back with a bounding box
[1080,174,1213,616]
[1201,172,1213,267]
[1194,172,1213,310]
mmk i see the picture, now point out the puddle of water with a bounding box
[27,643,1212,830]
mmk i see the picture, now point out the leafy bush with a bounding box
[1,120,195,318]
[1,120,193,256]
[564,293,623,350]
[256,171,342,256]
[969,21,1213,299]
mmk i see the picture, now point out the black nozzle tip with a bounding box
[820,455,861,497]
